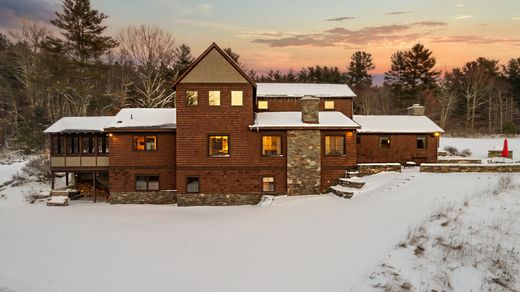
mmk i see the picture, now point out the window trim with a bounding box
[186,176,200,193]
[135,175,160,192]
[379,135,391,149]
[231,90,243,106]
[324,135,346,156]
[261,135,283,156]
[208,90,221,106]
[261,176,276,193]
[133,135,158,151]
[416,135,427,149]
[208,134,230,157]
[186,90,198,107]
[324,100,335,110]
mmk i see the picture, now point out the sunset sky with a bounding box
[1,0,520,75]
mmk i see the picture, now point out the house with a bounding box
[44,43,443,206]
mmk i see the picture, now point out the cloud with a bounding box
[513,17,520,20]
[385,11,414,15]
[454,15,473,20]
[412,21,447,27]
[325,16,356,22]
[0,0,57,28]
[432,35,520,45]
[455,4,464,7]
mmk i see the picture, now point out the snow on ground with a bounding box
[1,165,516,291]
[440,137,520,160]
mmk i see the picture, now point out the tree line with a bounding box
[0,0,519,153]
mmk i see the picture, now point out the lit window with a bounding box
[209,135,229,156]
[262,177,275,192]
[417,136,427,149]
[187,177,200,193]
[325,135,345,155]
[324,100,335,110]
[209,91,221,106]
[134,136,157,151]
[262,136,282,155]
[231,91,243,106]
[186,91,198,106]
[258,100,268,109]
[380,136,391,149]
[136,175,160,191]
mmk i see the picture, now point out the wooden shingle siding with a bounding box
[357,134,439,164]
[257,98,353,118]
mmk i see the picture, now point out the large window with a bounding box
[187,176,200,193]
[262,136,282,156]
[324,100,335,110]
[82,136,95,154]
[67,136,80,154]
[97,134,109,154]
[258,100,268,110]
[379,136,391,149]
[134,136,157,151]
[53,136,65,154]
[209,91,221,106]
[262,177,275,192]
[231,91,243,106]
[325,135,345,155]
[186,91,198,106]
[136,175,159,191]
[209,135,229,156]
[417,136,427,149]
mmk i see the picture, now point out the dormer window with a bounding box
[209,91,221,106]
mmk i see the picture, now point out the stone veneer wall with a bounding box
[287,130,321,195]
[177,193,263,206]
[110,191,177,204]
[488,150,513,159]
[420,164,520,173]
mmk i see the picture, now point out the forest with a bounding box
[1,0,519,153]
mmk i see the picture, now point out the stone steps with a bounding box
[338,178,366,189]
[47,196,69,206]
[329,186,354,199]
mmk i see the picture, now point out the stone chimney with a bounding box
[301,96,320,124]
[407,104,425,116]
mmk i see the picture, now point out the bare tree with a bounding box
[436,74,458,129]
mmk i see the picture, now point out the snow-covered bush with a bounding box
[21,156,51,182]
[443,145,472,157]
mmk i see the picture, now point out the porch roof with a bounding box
[43,117,113,134]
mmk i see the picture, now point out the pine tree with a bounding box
[173,44,194,78]
[404,43,439,88]
[346,51,375,89]
[50,0,117,63]
[385,51,407,104]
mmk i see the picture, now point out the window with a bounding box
[325,135,345,155]
[97,134,109,154]
[262,177,275,192]
[231,91,243,106]
[324,100,335,110]
[53,136,65,154]
[258,100,268,110]
[262,136,282,155]
[379,136,391,149]
[417,136,427,149]
[209,91,220,106]
[186,91,198,106]
[187,177,200,193]
[82,136,95,154]
[209,135,229,156]
[136,175,160,191]
[67,136,80,154]
[356,135,361,145]
[134,136,157,151]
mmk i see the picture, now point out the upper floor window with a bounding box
[67,136,80,154]
[136,175,159,191]
[98,134,109,154]
[134,136,157,151]
[325,135,345,156]
[262,136,282,156]
[417,136,427,149]
[186,91,198,106]
[258,100,268,110]
[324,100,335,110]
[209,135,229,156]
[231,91,243,106]
[379,136,391,149]
[209,91,221,106]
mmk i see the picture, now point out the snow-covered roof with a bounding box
[43,117,113,134]
[256,83,356,98]
[105,108,176,130]
[353,115,444,134]
[250,111,360,129]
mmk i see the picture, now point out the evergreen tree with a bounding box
[504,58,520,106]
[223,47,240,64]
[404,44,439,88]
[173,44,194,78]
[384,51,407,104]
[346,51,375,89]
[50,0,117,62]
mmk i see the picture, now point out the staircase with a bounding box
[328,170,366,199]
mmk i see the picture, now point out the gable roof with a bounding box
[250,111,359,130]
[353,115,444,134]
[257,83,356,98]
[43,117,113,134]
[172,42,256,89]
[104,108,176,130]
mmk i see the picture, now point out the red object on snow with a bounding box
[501,138,509,158]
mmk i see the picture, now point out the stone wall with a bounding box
[177,193,263,206]
[420,163,520,173]
[358,163,402,177]
[301,96,320,124]
[488,150,513,159]
[110,190,177,204]
[287,130,321,195]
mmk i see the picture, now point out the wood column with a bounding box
[65,172,69,186]
[51,172,55,190]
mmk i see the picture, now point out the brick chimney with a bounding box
[407,104,425,116]
[301,96,320,124]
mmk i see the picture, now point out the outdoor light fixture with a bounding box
[108,133,113,137]
[433,132,441,137]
